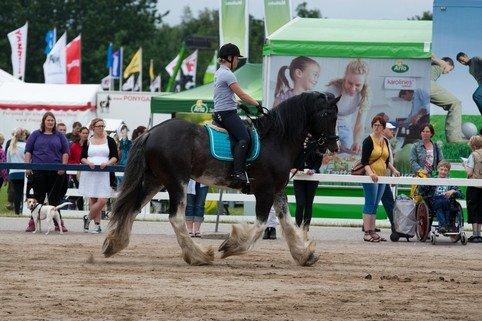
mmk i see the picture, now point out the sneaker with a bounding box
[91,225,101,234]
[83,215,91,232]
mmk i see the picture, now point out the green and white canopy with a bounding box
[150,63,262,114]
[263,17,432,59]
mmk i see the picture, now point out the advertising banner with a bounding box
[66,35,81,84]
[7,22,28,80]
[43,32,67,84]
[432,0,482,159]
[264,0,291,37]
[265,56,431,173]
[219,0,248,58]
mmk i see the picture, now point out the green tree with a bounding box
[408,11,433,21]
[295,2,322,18]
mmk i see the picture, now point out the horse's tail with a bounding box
[103,132,150,257]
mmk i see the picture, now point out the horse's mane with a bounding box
[253,92,330,145]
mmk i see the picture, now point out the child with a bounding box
[463,135,482,243]
[419,160,463,234]
[325,59,370,155]
[273,56,320,107]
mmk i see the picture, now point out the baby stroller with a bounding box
[415,192,467,245]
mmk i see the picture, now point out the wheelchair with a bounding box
[415,197,467,245]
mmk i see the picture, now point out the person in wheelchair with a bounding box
[418,160,463,234]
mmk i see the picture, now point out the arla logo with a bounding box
[191,100,208,113]
[391,60,409,73]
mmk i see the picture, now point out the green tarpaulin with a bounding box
[150,63,262,114]
[263,17,432,59]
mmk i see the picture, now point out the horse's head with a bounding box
[306,92,339,154]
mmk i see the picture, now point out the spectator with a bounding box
[361,116,400,242]
[380,122,401,234]
[6,128,27,215]
[185,180,209,237]
[409,123,443,176]
[463,135,482,243]
[117,125,132,187]
[56,123,67,135]
[68,126,89,210]
[418,161,463,234]
[292,136,333,231]
[66,121,82,141]
[24,112,70,232]
[0,133,7,192]
[80,118,118,234]
[131,126,147,141]
[4,130,16,211]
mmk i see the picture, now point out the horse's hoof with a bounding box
[218,237,230,252]
[102,237,116,258]
[303,252,319,267]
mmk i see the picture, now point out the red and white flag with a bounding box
[7,22,28,80]
[66,35,81,84]
[181,49,198,89]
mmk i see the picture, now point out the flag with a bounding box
[133,75,141,91]
[203,50,217,84]
[149,59,155,82]
[101,75,111,90]
[220,0,248,58]
[43,32,67,84]
[112,50,121,78]
[106,43,113,68]
[122,74,134,91]
[123,48,142,79]
[66,35,81,84]
[44,28,56,55]
[7,22,28,80]
[181,50,198,89]
[150,75,161,92]
[264,0,291,37]
[165,54,179,77]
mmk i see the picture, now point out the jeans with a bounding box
[381,185,395,232]
[431,195,452,228]
[473,84,482,115]
[11,179,24,214]
[293,180,319,229]
[185,184,209,222]
[362,183,386,215]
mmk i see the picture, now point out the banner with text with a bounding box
[220,0,248,58]
[264,0,291,37]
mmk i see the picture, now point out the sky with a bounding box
[158,0,434,26]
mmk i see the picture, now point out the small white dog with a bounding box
[27,198,71,235]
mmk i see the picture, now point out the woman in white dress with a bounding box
[79,118,118,233]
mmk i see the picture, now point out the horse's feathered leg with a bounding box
[218,191,272,259]
[273,192,319,266]
[167,182,214,266]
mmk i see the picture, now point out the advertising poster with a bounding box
[265,56,431,173]
[432,0,482,160]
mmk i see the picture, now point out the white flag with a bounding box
[101,75,111,90]
[122,74,134,91]
[7,22,28,80]
[165,54,181,80]
[43,32,67,84]
[181,50,198,89]
[149,75,161,92]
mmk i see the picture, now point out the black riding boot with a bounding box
[232,139,249,185]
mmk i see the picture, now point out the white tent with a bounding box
[0,68,22,84]
[0,82,101,136]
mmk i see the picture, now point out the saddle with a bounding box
[204,122,260,162]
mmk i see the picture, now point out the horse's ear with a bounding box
[330,96,341,106]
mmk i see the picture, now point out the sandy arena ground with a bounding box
[0,217,481,321]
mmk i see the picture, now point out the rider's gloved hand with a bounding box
[256,103,263,114]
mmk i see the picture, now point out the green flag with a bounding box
[264,0,292,37]
[220,0,248,58]
[203,51,217,84]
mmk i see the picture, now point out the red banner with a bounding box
[66,35,81,84]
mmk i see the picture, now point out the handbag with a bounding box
[351,155,383,175]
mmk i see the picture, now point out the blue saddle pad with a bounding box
[204,124,260,162]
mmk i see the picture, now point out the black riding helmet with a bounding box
[218,43,244,63]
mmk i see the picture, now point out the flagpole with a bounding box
[53,27,57,44]
[79,33,82,84]
[22,21,28,81]
[139,47,142,92]
[119,46,123,91]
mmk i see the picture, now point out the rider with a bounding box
[213,43,262,185]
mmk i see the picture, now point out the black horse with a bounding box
[102,92,339,266]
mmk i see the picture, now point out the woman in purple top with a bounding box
[24,112,70,232]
